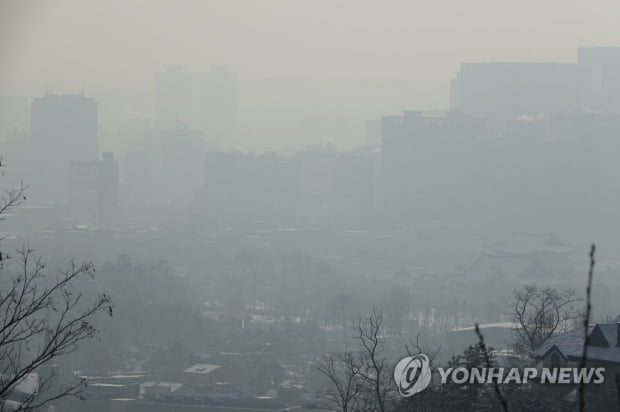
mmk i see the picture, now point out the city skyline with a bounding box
[4,46,620,153]
[2,0,620,151]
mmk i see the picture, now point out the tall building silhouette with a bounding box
[65,153,118,226]
[380,110,487,226]
[145,127,205,204]
[200,151,298,224]
[450,62,581,130]
[123,150,153,203]
[67,160,99,225]
[30,93,98,201]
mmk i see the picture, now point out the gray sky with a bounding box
[1,0,619,149]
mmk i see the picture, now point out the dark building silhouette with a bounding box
[31,93,98,201]
[67,160,100,225]
[296,148,375,228]
[200,151,298,225]
[123,150,153,204]
[65,152,119,226]
[380,110,487,226]
[145,127,205,204]
[450,62,581,130]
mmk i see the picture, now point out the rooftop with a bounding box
[533,323,620,364]
[183,363,221,375]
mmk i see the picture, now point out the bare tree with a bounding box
[511,284,580,353]
[405,331,441,366]
[395,332,442,412]
[355,308,389,412]
[315,352,367,412]
[0,161,113,411]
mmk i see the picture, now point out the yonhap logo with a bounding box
[393,351,606,399]
[393,354,432,397]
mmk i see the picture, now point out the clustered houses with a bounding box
[73,362,315,412]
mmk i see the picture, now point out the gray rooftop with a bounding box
[533,323,620,364]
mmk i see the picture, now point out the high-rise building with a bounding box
[30,93,98,201]
[198,66,236,143]
[450,62,581,130]
[67,160,100,225]
[145,127,205,204]
[123,150,153,204]
[380,110,487,226]
[200,151,298,224]
[66,153,119,226]
[295,148,376,228]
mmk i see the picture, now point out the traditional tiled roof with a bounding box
[533,323,620,364]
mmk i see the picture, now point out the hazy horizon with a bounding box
[2,0,620,150]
